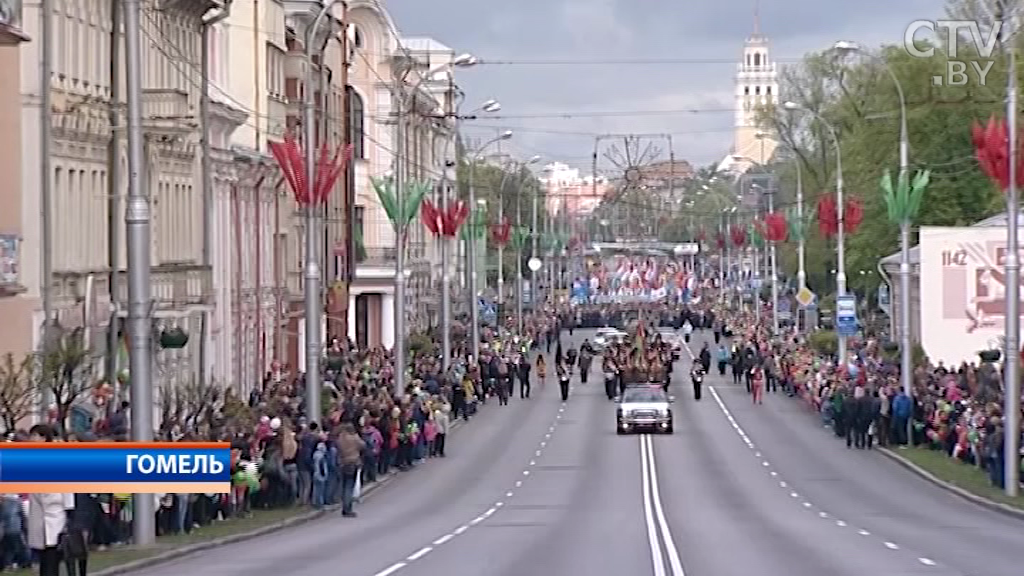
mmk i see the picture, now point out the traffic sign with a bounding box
[795,287,816,308]
[835,295,858,337]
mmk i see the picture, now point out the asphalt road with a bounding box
[122,328,1024,576]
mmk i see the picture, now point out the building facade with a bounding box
[0,9,32,360]
[19,0,222,407]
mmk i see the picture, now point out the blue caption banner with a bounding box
[0,446,231,483]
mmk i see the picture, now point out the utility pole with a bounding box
[767,184,779,335]
[393,70,408,395]
[123,0,155,546]
[105,0,122,393]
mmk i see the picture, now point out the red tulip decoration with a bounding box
[763,212,788,242]
[845,198,864,234]
[730,226,747,247]
[697,228,707,243]
[715,232,726,250]
[490,218,511,246]
[269,131,353,206]
[817,196,839,238]
[420,199,469,237]
[972,115,1024,191]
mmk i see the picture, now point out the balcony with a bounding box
[111,264,212,310]
[142,88,195,134]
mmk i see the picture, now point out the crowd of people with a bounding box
[710,301,1024,492]
[0,308,574,576]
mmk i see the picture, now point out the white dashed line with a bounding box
[433,534,454,546]
[515,480,523,488]
[373,562,406,576]
[523,470,531,476]
[506,491,513,497]
[495,502,504,507]
[535,450,542,456]
[687,344,947,571]
[406,547,432,561]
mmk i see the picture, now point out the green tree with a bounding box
[455,160,545,284]
[763,40,1006,300]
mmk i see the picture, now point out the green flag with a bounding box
[460,206,487,241]
[509,226,530,250]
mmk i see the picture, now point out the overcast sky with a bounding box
[387,0,942,173]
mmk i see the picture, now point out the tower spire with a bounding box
[753,0,760,35]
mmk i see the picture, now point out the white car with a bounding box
[594,328,627,350]
[656,330,683,357]
[617,385,674,434]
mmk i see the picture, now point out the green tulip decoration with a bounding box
[785,207,810,242]
[880,169,930,225]
[371,177,430,235]
[459,206,488,241]
[543,232,568,252]
[509,226,530,250]
[749,221,765,248]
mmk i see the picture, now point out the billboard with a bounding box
[919,226,1020,366]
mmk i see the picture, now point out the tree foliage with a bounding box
[0,353,36,431]
[761,29,1008,299]
[455,160,546,282]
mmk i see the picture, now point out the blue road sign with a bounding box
[835,295,858,337]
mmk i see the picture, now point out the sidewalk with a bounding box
[878,446,1024,519]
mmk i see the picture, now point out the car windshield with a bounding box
[622,388,667,403]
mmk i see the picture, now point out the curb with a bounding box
[94,415,472,576]
[877,447,1024,521]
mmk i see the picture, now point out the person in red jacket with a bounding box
[751,366,765,405]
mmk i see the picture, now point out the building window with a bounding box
[346,86,365,158]
[354,205,366,262]
[753,53,761,67]
[744,87,750,95]
[755,86,760,95]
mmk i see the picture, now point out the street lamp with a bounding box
[468,131,513,361]
[440,96,501,373]
[498,155,541,307]
[784,100,848,365]
[393,52,479,395]
[509,155,542,334]
[833,39,914,444]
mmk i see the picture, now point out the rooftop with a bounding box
[879,211,1024,266]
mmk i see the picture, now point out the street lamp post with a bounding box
[394,53,478,395]
[440,97,499,372]
[496,155,541,311]
[785,101,847,365]
[834,40,913,444]
[767,186,780,335]
[468,131,513,360]
[1002,24,1021,498]
[301,0,343,426]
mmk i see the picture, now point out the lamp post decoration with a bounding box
[879,169,929,227]
[730,226,747,247]
[817,197,864,238]
[421,198,469,237]
[490,218,511,247]
[764,212,788,243]
[270,133,354,205]
[460,206,488,241]
[749,219,766,248]
[716,232,726,251]
[972,116,1024,188]
[372,177,431,235]
[785,206,808,243]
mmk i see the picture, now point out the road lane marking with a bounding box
[406,547,432,561]
[639,434,668,576]
[365,364,582,576]
[643,434,687,576]
[683,338,949,570]
[373,562,406,576]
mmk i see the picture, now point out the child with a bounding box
[312,442,329,509]
[424,413,438,457]
[536,354,547,384]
